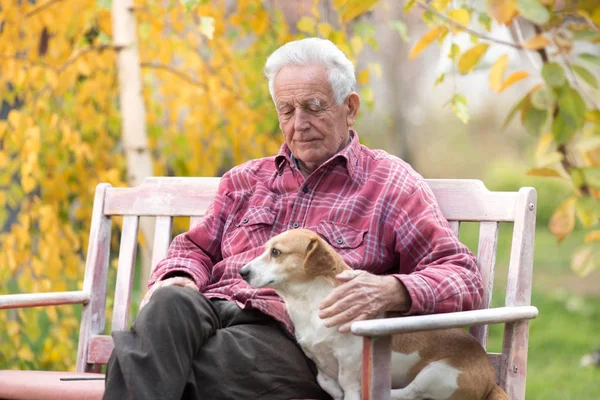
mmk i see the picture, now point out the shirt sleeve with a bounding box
[392,180,483,315]
[148,175,233,290]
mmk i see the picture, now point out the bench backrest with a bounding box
[78,177,536,396]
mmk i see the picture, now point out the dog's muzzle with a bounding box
[239,264,251,281]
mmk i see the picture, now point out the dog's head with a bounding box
[240,228,348,290]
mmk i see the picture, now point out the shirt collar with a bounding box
[274,130,361,181]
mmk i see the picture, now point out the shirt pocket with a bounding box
[317,221,367,255]
[222,206,277,257]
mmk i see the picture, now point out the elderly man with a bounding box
[103,38,482,400]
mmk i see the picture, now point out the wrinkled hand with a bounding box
[139,276,198,310]
[318,270,410,333]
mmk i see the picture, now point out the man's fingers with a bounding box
[322,303,364,328]
[335,270,361,281]
[319,284,361,316]
[338,313,369,333]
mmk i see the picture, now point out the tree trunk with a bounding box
[112,0,155,294]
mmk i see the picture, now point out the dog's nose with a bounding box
[239,265,250,281]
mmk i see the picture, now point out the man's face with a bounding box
[273,64,359,174]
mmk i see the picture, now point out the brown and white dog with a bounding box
[240,229,508,400]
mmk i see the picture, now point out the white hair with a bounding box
[264,37,356,105]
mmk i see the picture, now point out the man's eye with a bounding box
[271,248,281,257]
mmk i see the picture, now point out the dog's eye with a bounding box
[271,248,281,257]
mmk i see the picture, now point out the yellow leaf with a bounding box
[18,347,34,362]
[409,26,447,59]
[297,16,316,34]
[487,0,517,25]
[458,43,489,74]
[526,167,562,178]
[571,245,596,278]
[317,22,334,38]
[447,9,470,32]
[549,196,576,243]
[584,230,600,243]
[8,109,21,129]
[523,34,551,50]
[499,71,530,92]
[47,307,58,323]
[357,69,369,85]
[350,35,363,55]
[340,0,378,23]
[489,54,508,92]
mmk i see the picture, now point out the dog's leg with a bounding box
[317,370,344,400]
[390,359,460,400]
[337,362,361,400]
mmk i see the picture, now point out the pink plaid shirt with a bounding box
[150,132,482,333]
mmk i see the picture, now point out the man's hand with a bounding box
[139,276,199,310]
[318,270,411,333]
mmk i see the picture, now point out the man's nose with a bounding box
[293,109,310,131]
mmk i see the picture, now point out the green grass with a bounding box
[459,224,600,399]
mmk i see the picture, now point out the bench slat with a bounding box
[103,178,220,216]
[0,291,89,309]
[470,221,500,349]
[151,216,173,273]
[111,216,140,331]
[88,335,114,365]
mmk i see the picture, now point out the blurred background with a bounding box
[1,0,599,398]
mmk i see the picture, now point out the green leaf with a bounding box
[542,62,566,87]
[389,20,409,43]
[575,195,600,228]
[578,53,600,68]
[435,73,445,86]
[556,86,587,129]
[581,168,600,190]
[524,107,548,136]
[572,29,600,42]
[516,0,550,25]
[404,0,417,13]
[96,0,111,10]
[552,113,575,144]
[354,21,376,40]
[503,92,529,130]
[571,64,599,89]
[449,43,461,62]
[478,12,492,31]
[179,0,199,11]
[450,94,469,124]
[531,86,555,110]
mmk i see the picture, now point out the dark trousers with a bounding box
[103,286,332,400]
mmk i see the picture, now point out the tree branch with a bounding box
[140,62,209,90]
[533,25,591,196]
[25,0,64,18]
[416,0,524,50]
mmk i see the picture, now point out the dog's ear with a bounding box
[303,237,338,276]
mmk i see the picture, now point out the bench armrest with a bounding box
[0,291,90,310]
[351,306,538,336]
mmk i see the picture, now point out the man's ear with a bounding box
[303,237,337,276]
[345,92,360,127]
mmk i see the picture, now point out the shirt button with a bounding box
[336,238,344,244]
[293,222,299,228]
[302,186,309,194]
[242,218,249,224]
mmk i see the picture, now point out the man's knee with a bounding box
[139,286,215,326]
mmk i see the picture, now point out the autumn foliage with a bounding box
[405,0,600,277]
[0,0,376,370]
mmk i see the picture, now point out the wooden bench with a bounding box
[0,177,538,400]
